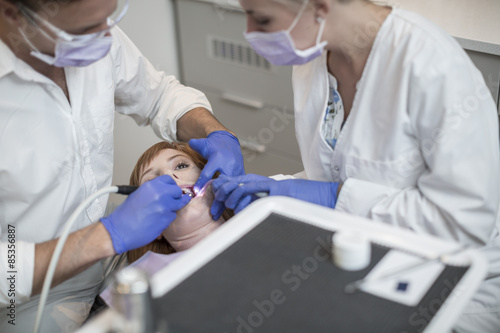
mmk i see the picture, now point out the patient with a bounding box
[127,141,232,263]
[99,142,232,307]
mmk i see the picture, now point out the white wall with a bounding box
[110,0,179,207]
[117,0,179,77]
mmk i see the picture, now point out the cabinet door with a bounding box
[466,50,500,114]
[176,0,295,110]
[202,89,304,176]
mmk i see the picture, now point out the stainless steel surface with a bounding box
[111,267,157,333]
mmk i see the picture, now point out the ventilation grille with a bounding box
[209,36,272,71]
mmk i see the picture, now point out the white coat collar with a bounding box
[0,37,63,85]
[0,38,15,79]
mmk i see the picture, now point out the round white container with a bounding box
[332,231,371,271]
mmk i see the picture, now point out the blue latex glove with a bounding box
[101,175,191,254]
[189,131,245,219]
[213,174,340,215]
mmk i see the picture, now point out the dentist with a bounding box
[213,0,500,331]
[0,0,243,331]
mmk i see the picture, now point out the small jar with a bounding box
[332,231,371,271]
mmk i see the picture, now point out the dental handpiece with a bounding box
[116,186,139,195]
[238,183,268,198]
[117,183,268,199]
[183,181,269,199]
[118,182,209,199]
[182,180,214,198]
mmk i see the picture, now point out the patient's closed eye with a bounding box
[256,18,271,26]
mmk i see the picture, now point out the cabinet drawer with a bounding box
[176,0,294,110]
[241,149,303,177]
[203,87,304,175]
[202,88,301,159]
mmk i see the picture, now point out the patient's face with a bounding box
[139,149,223,252]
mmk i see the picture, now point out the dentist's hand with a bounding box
[101,175,191,254]
[212,174,340,217]
[189,131,245,218]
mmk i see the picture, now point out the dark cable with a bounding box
[117,186,139,195]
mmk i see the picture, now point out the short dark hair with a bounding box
[9,0,80,11]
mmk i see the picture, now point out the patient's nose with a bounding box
[168,172,189,186]
[165,170,193,187]
[163,170,181,184]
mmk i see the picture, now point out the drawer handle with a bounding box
[240,139,266,153]
[213,1,241,12]
[221,92,264,110]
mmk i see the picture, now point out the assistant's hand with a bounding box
[189,131,245,218]
[212,174,340,216]
[190,131,245,186]
[101,175,191,254]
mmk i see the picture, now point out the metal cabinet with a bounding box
[175,0,303,176]
[175,0,500,178]
[466,50,500,114]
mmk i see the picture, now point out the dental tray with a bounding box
[150,197,488,333]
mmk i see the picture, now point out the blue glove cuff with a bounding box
[208,130,239,143]
[330,182,340,209]
[101,216,126,254]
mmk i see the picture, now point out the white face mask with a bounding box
[244,0,327,66]
[17,0,129,67]
[19,27,113,67]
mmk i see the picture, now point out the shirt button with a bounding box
[334,165,340,172]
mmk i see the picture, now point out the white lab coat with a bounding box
[293,8,500,331]
[0,26,212,332]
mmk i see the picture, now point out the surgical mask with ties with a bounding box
[244,0,327,66]
[17,0,129,67]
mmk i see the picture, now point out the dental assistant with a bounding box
[0,0,244,331]
[213,0,500,331]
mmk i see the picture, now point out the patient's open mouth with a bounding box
[180,185,196,197]
[180,180,213,198]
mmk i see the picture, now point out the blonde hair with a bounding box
[126,141,233,263]
[273,0,369,11]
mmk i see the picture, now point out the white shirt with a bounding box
[0,27,212,332]
[293,8,500,329]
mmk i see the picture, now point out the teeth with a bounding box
[181,186,195,197]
